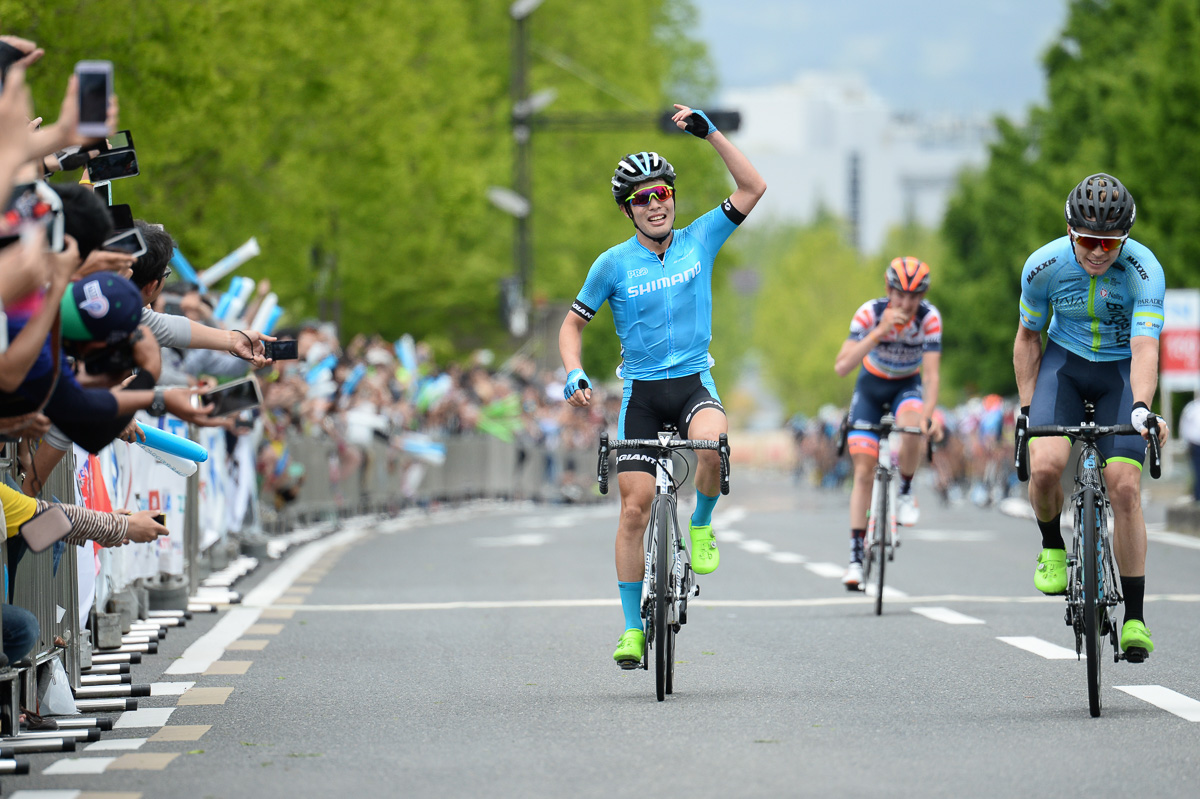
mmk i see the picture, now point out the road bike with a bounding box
[1015,401,1162,717]
[837,411,930,615]
[598,427,730,702]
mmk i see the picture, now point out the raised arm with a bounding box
[671,104,766,215]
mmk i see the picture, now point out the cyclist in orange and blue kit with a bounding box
[834,257,943,590]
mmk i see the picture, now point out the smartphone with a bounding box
[106,203,134,230]
[19,506,73,553]
[102,226,147,258]
[152,513,166,527]
[92,181,112,205]
[263,339,298,360]
[200,376,264,416]
[86,148,138,182]
[0,41,25,89]
[75,60,113,138]
[104,129,134,152]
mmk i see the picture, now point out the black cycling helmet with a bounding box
[612,151,676,205]
[1065,173,1136,233]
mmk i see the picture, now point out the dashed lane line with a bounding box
[996,636,1080,659]
[912,607,986,625]
[1115,686,1200,722]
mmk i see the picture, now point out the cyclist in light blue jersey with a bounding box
[560,104,766,668]
[1014,173,1169,661]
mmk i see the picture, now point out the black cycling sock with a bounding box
[899,474,913,495]
[850,529,865,563]
[1037,514,1065,550]
[1122,576,1146,624]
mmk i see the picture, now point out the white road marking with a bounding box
[151,681,196,696]
[170,526,370,674]
[804,562,847,579]
[905,529,995,542]
[41,758,115,775]
[912,607,986,625]
[1148,530,1200,551]
[86,737,147,751]
[714,507,747,525]
[767,552,806,564]
[863,584,908,599]
[113,707,176,729]
[997,636,1080,659]
[1116,685,1200,721]
[738,539,774,554]
[473,533,549,547]
[716,529,745,543]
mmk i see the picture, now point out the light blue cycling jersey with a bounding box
[1018,236,1165,362]
[570,202,741,380]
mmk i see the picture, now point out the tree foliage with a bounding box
[939,0,1200,393]
[7,0,734,366]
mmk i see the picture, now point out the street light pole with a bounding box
[510,0,543,320]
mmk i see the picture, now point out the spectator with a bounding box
[1179,396,1200,502]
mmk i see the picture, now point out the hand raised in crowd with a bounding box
[121,509,168,544]
[46,234,82,285]
[163,386,222,427]
[130,325,163,380]
[27,73,120,159]
[74,247,136,281]
[0,35,44,68]
[0,411,51,439]
[0,64,34,166]
[0,226,49,306]
[117,418,146,444]
[228,328,275,368]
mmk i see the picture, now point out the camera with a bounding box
[81,338,139,375]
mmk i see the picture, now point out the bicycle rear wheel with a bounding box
[653,499,671,702]
[1082,487,1103,717]
[873,474,889,616]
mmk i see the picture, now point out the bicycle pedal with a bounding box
[1123,647,1149,664]
[616,659,641,671]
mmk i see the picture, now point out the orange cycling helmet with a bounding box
[886,256,931,294]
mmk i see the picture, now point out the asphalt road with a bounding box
[13,471,1200,798]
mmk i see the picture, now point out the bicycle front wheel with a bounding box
[1081,487,1103,717]
[653,499,671,702]
[873,473,889,616]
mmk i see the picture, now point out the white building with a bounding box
[721,72,993,253]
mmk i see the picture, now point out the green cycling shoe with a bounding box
[613,628,645,669]
[1034,548,1067,595]
[689,521,720,574]
[1120,619,1154,662]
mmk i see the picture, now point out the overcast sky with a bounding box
[691,0,1070,118]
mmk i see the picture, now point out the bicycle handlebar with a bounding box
[1015,417,1162,481]
[837,417,935,462]
[597,433,731,495]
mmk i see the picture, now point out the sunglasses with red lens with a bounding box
[1069,228,1128,253]
[626,184,674,206]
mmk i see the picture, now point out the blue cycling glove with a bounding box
[682,109,717,139]
[564,368,591,401]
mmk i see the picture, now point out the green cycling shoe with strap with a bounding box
[1120,619,1154,662]
[612,628,645,669]
[1034,548,1067,595]
[689,521,720,574]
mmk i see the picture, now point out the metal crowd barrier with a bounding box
[0,427,598,731]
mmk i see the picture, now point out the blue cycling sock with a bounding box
[691,489,719,527]
[618,581,643,632]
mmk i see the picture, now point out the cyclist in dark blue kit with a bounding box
[560,104,766,668]
[1015,173,1168,661]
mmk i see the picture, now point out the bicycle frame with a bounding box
[1015,401,1162,717]
[597,430,730,701]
